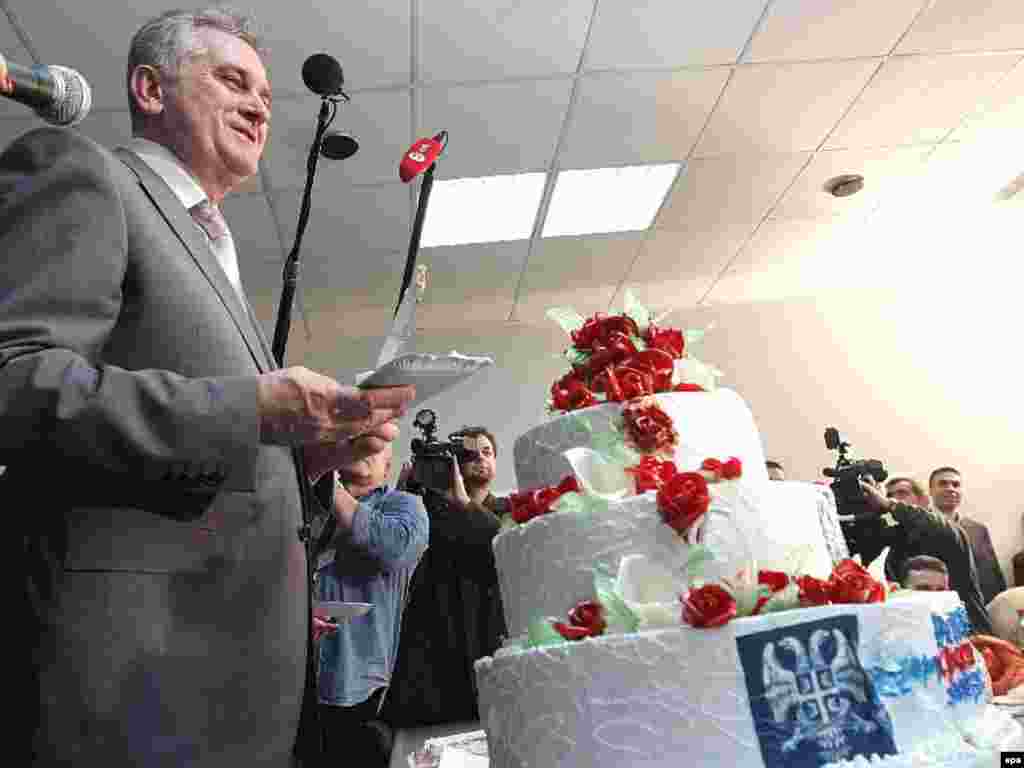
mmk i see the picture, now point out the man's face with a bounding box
[159,27,270,198]
[339,444,392,492]
[905,569,949,592]
[886,479,927,507]
[460,435,496,488]
[930,471,963,515]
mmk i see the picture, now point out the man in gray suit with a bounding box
[928,466,1006,605]
[0,7,413,766]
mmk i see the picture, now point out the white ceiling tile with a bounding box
[610,276,710,315]
[419,241,528,306]
[585,0,768,70]
[514,284,620,327]
[417,296,516,332]
[773,146,932,218]
[628,226,747,284]
[657,152,810,231]
[420,0,592,82]
[276,180,411,274]
[897,139,1024,211]
[296,304,396,349]
[255,1,410,94]
[826,53,1022,149]
[951,58,1024,143]
[701,266,798,305]
[726,216,863,275]
[222,192,285,272]
[559,69,729,169]
[521,233,643,296]
[260,90,410,191]
[896,0,1024,54]
[291,247,409,314]
[704,247,887,304]
[746,0,927,62]
[695,59,879,156]
[236,247,290,307]
[418,79,573,178]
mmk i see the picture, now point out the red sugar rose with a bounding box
[622,397,678,456]
[656,471,710,537]
[682,584,737,628]
[626,455,678,494]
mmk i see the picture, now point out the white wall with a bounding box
[303,283,1024,588]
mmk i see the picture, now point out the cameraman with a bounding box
[859,478,992,633]
[382,427,507,729]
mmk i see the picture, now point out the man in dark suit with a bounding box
[928,466,1006,605]
[0,7,412,766]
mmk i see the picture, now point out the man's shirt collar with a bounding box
[123,137,208,211]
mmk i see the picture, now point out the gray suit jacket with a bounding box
[960,515,1007,606]
[0,127,308,766]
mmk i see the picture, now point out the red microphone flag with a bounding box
[399,135,444,183]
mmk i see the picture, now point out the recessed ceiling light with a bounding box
[542,163,681,238]
[825,174,864,197]
[420,172,547,248]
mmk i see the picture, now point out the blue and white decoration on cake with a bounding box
[737,614,898,767]
[931,607,970,649]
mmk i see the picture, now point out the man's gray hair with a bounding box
[127,6,265,127]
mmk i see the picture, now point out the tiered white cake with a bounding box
[475,389,1020,768]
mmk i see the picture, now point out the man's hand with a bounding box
[444,458,472,508]
[312,609,338,643]
[303,423,400,485]
[256,366,414,446]
[396,461,414,491]
[859,478,893,513]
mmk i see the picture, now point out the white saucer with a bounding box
[314,601,373,622]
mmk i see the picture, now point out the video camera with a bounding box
[822,427,892,562]
[409,409,480,493]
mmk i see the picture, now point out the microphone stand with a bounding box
[273,98,331,366]
[394,131,447,315]
[273,96,342,763]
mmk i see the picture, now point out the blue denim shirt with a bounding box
[316,485,428,707]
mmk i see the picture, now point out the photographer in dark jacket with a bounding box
[382,427,507,728]
[859,478,992,634]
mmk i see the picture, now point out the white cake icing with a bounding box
[499,388,846,638]
[513,389,771,490]
[479,385,1021,767]
[476,592,1017,768]
[495,480,844,638]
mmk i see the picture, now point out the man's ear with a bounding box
[129,64,165,117]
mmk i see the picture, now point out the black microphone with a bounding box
[301,53,345,97]
[320,130,359,160]
[0,52,91,126]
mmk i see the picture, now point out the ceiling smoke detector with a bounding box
[825,174,864,198]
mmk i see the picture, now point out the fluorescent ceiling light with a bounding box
[420,172,547,248]
[542,163,680,238]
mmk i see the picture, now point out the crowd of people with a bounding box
[767,458,1014,642]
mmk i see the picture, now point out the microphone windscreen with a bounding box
[302,53,344,96]
[321,131,359,160]
[399,136,443,183]
[47,65,91,127]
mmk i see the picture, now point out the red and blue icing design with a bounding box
[869,606,983,705]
